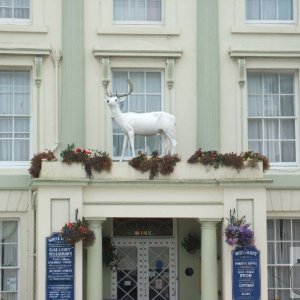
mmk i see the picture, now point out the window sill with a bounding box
[0,24,48,34]
[97,26,180,36]
[231,25,300,35]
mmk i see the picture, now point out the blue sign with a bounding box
[232,246,260,300]
[46,233,75,300]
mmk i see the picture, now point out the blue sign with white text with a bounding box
[46,233,74,300]
[232,246,260,300]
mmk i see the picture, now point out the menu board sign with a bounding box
[232,246,260,300]
[46,233,74,300]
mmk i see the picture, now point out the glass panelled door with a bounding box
[112,239,177,300]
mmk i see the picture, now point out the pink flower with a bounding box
[75,147,81,153]
[84,149,92,155]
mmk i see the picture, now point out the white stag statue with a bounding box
[105,80,177,161]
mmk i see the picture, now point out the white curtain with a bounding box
[112,71,162,157]
[0,221,18,299]
[0,0,29,19]
[248,72,295,163]
[0,71,30,162]
[246,0,293,20]
[113,0,161,21]
[267,219,297,298]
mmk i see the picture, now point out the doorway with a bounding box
[111,238,177,300]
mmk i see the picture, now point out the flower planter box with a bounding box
[40,161,263,180]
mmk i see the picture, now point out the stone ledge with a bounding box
[40,161,263,181]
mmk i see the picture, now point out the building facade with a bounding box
[0,0,298,300]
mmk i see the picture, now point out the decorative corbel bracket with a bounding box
[101,57,110,89]
[166,58,175,89]
[34,56,43,88]
[238,58,246,88]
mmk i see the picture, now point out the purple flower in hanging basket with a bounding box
[224,209,255,248]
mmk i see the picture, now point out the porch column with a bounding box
[199,220,219,300]
[86,218,106,300]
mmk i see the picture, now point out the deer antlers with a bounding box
[106,79,133,98]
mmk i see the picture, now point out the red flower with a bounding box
[75,147,81,153]
[67,222,73,228]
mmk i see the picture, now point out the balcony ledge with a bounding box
[39,161,264,181]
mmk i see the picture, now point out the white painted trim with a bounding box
[94,48,182,58]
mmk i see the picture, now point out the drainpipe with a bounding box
[28,191,37,300]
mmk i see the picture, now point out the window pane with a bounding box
[14,139,29,161]
[268,242,275,264]
[278,289,291,299]
[264,119,279,139]
[130,0,145,21]
[281,141,296,162]
[262,0,277,20]
[246,0,261,20]
[146,95,161,111]
[0,117,12,133]
[293,220,300,240]
[0,140,12,161]
[268,266,276,288]
[113,0,129,21]
[248,73,262,94]
[146,135,161,154]
[130,72,145,93]
[281,119,295,139]
[2,221,17,243]
[280,95,294,116]
[276,266,290,288]
[248,119,262,139]
[267,220,275,240]
[146,72,161,93]
[147,0,161,21]
[276,242,291,264]
[248,96,263,116]
[278,0,293,20]
[280,73,294,94]
[248,141,263,154]
[264,73,279,94]
[130,95,145,113]
[14,94,29,115]
[264,141,280,162]
[2,269,18,292]
[276,219,291,240]
[264,95,279,116]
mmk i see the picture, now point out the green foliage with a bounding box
[129,151,181,180]
[187,149,270,172]
[28,150,56,178]
[60,144,112,178]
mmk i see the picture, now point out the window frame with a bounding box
[0,219,20,300]
[111,68,165,161]
[246,69,299,168]
[112,0,163,25]
[245,0,296,24]
[0,0,31,25]
[0,69,32,167]
[267,218,300,299]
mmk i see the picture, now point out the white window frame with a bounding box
[0,219,20,300]
[0,0,31,25]
[246,69,299,169]
[267,218,300,299]
[112,0,163,25]
[97,0,180,36]
[111,68,165,161]
[245,0,296,24]
[0,69,32,167]
[232,0,300,34]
